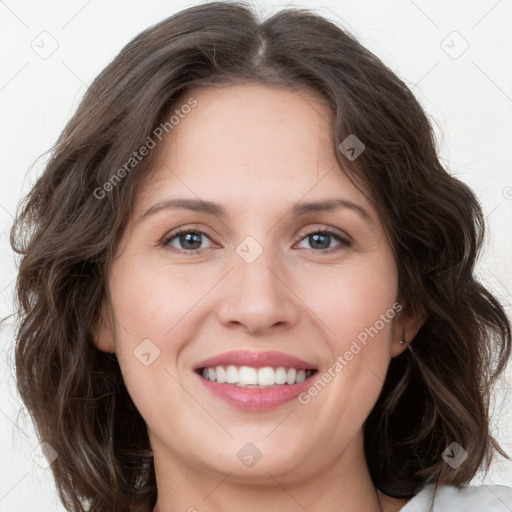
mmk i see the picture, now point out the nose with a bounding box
[217,247,301,335]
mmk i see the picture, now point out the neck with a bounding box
[151,430,386,512]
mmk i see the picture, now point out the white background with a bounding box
[1,0,511,510]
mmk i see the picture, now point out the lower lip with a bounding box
[195,372,317,411]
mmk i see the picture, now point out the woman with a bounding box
[9,2,512,511]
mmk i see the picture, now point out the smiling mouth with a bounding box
[195,365,318,387]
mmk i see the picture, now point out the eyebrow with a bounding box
[139,197,373,224]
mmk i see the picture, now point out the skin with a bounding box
[93,83,424,512]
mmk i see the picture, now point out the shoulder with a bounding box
[400,483,512,511]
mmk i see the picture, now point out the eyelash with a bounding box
[161,227,352,255]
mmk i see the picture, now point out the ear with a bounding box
[91,298,116,353]
[390,304,426,358]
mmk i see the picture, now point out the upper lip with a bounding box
[194,350,318,371]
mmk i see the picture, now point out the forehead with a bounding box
[135,83,371,219]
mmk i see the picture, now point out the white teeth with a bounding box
[296,369,306,383]
[286,368,297,385]
[216,366,226,383]
[257,367,276,386]
[199,365,315,386]
[239,366,257,386]
[226,365,238,383]
[275,367,287,384]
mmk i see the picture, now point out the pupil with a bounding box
[311,233,329,249]
[182,232,201,249]
[178,233,331,251]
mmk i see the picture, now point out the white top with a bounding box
[400,483,512,511]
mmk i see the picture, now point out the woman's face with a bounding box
[94,84,419,484]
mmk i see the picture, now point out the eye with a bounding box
[161,227,352,255]
[296,229,352,253]
[162,228,215,253]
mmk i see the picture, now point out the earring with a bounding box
[399,339,405,344]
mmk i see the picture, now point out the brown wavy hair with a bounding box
[6,1,511,510]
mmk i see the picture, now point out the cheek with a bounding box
[109,258,203,340]
[297,255,397,412]
[300,256,398,348]
[107,258,219,401]
[106,261,199,429]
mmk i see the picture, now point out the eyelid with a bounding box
[160,225,218,250]
[294,227,352,253]
[161,223,353,255]
[298,225,352,243]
